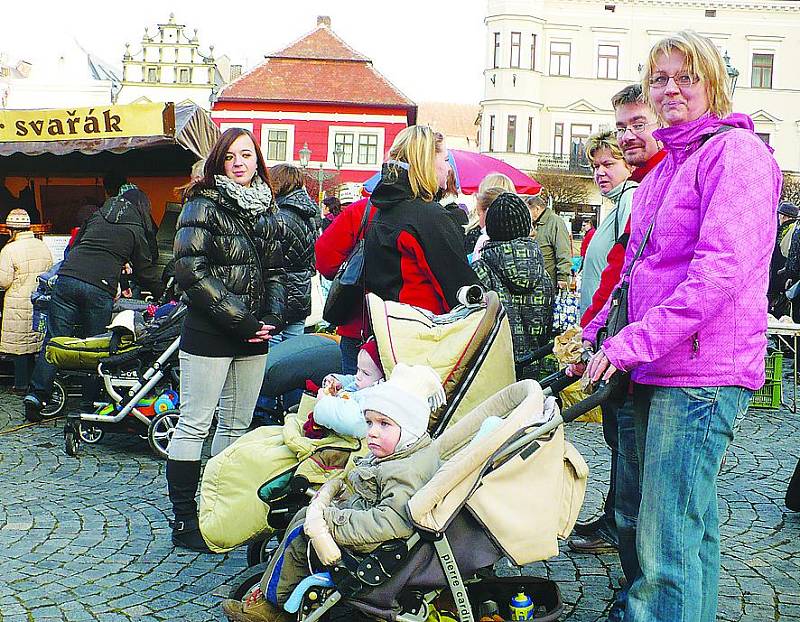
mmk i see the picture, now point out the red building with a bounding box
[212,16,416,190]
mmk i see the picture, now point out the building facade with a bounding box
[118,14,240,108]
[481,0,800,177]
[211,16,416,191]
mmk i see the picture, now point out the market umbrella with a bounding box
[361,149,542,196]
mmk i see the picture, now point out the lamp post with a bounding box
[723,50,739,97]
[299,142,311,173]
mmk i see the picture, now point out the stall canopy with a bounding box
[0,102,219,176]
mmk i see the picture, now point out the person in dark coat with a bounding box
[321,196,342,232]
[270,164,318,342]
[769,202,798,315]
[23,174,163,422]
[364,126,478,314]
[166,128,286,552]
[471,193,554,369]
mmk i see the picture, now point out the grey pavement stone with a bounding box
[1,380,799,622]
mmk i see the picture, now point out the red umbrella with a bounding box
[362,149,542,196]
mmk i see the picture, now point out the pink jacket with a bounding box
[584,113,781,390]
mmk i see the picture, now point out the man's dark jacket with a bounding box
[59,188,163,298]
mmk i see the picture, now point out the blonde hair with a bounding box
[386,125,444,202]
[642,30,732,120]
[478,172,515,195]
[586,130,626,164]
[476,186,508,214]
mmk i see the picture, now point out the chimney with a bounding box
[317,15,331,28]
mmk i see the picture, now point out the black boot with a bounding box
[787,458,800,512]
[166,459,212,552]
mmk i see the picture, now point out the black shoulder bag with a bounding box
[322,200,371,326]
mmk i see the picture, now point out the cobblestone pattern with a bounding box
[0,386,798,621]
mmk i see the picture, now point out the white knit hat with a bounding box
[359,363,445,451]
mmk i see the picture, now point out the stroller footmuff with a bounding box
[244,380,589,622]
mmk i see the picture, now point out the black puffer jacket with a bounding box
[174,189,286,356]
[276,188,318,323]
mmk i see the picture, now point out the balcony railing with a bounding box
[535,151,592,175]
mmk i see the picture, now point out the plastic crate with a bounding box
[750,350,783,409]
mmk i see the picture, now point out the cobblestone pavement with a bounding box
[0,386,798,622]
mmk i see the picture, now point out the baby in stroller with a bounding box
[221,363,445,622]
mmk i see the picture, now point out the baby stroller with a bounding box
[230,379,611,622]
[55,303,186,459]
[198,290,527,560]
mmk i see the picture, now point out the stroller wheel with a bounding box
[64,422,80,457]
[78,424,104,444]
[246,537,276,567]
[229,562,268,601]
[148,408,180,459]
[41,381,67,418]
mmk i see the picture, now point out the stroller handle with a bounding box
[561,376,621,424]
[539,369,575,396]
[515,342,555,368]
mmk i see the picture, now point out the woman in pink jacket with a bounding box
[583,31,781,622]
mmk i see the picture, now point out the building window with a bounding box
[146,67,158,82]
[755,132,770,146]
[751,53,774,89]
[510,32,521,68]
[357,134,379,165]
[489,115,496,152]
[493,32,501,68]
[266,129,288,161]
[597,45,619,79]
[553,123,564,155]
[507,115,517,152]
[527,117,534,154]
[179,68,190,83]
[550,42,571,76]
[570,124,592,166]
[530,34,537,70]
[334,133,354,164]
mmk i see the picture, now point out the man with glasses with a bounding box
[568,83,665,622]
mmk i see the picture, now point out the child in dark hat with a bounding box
[472,192,554,367]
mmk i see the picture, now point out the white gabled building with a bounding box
[481,0,800,177]
[117,13,240,109]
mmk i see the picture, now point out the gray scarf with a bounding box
[213,174,274,222]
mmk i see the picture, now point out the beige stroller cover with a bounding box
[367,291,516,433]
[408,380,589,565]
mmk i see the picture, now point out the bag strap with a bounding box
[355,199,372,242]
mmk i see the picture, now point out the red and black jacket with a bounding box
[364,165,478,314]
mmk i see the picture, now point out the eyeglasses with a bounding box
[648,72,699,89]
[615,121,658,139]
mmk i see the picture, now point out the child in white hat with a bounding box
[221,363,445,622]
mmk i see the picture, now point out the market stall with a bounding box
[0,102,219,261]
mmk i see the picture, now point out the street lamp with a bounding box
[333,142,345,172]
[299,142,311,170]
[723,50,739,96]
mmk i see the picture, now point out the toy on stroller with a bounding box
[54,303,185,459]
[230,379,612,622]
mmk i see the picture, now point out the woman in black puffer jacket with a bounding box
[270,164,318,341]
[167,128,286,552]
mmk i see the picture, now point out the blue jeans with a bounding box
[339,336,361,376]
[625,385,752,622]
[27,276,114,407]
[269,320,305,345]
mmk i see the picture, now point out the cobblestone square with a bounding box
[0,385,798,621]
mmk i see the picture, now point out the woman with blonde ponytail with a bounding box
[364,126,478,314]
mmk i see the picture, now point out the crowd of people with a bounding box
[2,28,796,622]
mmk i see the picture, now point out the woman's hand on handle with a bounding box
[586,349,618,383]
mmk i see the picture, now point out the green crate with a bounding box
[750,350,783,409]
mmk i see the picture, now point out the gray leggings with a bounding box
[168,350,267,461]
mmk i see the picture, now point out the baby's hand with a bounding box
[321,375,342,395]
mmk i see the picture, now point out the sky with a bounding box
[1,1,487,105]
